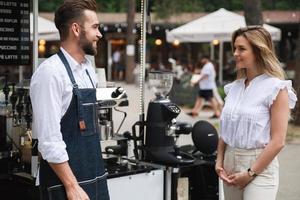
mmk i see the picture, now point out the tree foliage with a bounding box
[39,0,63,12]
[39,0,300,14]
[243,0,263,25]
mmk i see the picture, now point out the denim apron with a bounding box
[39,50,110,200]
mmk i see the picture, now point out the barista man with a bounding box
[30,1,110,199]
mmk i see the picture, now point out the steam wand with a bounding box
[113,107,127,135]
[16,88,25,124]
[24,94,32,131]
[10,83,18,121]
[2,73,10,107]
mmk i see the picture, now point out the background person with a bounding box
[30,1,110,199]
[188,56,221,118]
[112,47,125,81]
[216,26,297,200]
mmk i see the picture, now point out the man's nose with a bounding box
[97,29,102,39]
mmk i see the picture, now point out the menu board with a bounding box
[0,0,30,65]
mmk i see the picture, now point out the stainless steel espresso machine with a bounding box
[96,86,129,159]
[0,76,33,175]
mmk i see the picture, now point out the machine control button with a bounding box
[167,105,180,113]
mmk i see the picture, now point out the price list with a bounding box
[0,0,30,65]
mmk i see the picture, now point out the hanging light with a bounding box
[173,39,180,46]
[39,39,46,46]
[38,39,46,55]
[155,39,162,46]
[212,39,219,45]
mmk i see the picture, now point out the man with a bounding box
[188,56,221,118]
[30,1,110,199]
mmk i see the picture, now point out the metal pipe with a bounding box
[31,0,39,178]
[33,0,38,72]
[139,0,147,119]
[218,41,223,85]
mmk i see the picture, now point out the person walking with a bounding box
[112,47,125,81]
[188,56,221,118]
[215,26,297,200]
[30,1,110,199]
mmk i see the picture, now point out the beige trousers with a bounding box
[223,146,279,200]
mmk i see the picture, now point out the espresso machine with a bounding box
[0,76,34,178]
[96,87,129,160]
[142,71,194,165]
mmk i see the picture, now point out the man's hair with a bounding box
[54,0,97,41]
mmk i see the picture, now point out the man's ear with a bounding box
[71,23,81,37]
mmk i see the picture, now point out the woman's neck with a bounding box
[245,69,263,86]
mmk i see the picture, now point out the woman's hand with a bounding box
[227,171,254,189]
[215,165,231,185]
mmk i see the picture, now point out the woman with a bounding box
[215,26,297,200]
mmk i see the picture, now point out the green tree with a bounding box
[126,0,136,83]
[39,0,300,13]
[96,0,127,12]
[243,0,263,25]
[39,0,63,12]
[151,0,204,18]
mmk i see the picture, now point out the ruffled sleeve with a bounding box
[268,80,297,109]
[224,82,234,95]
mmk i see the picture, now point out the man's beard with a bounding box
[79,31,97,55]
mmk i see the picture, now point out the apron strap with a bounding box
[85,69,95,89]
[57,50,86,131]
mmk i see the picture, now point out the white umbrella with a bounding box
[30,13,59,41]
[166,8,282,83]
[166,8,281,42]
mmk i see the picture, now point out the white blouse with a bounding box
[220,74,297,149]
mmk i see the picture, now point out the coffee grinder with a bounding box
[143,71,194,165]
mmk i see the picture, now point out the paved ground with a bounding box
[111,82,300,200]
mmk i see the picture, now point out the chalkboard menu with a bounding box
[0,0,30,65]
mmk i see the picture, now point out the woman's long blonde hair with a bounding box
[231,26,285,80]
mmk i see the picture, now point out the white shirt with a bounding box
[112,50,121,63]
[199,62,216,90]
[220,74,297,149]
[30,47,98,163]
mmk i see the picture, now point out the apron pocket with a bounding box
[81,103,98,136]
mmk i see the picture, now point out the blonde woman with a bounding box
[215,26,297,200]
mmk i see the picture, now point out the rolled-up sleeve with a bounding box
[30,64,69,163]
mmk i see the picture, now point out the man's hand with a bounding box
[49,162,90,200]
[65,183,90,200]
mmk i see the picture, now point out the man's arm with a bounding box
[49,162,89,200]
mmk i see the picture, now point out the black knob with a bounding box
[111,87,124,98]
